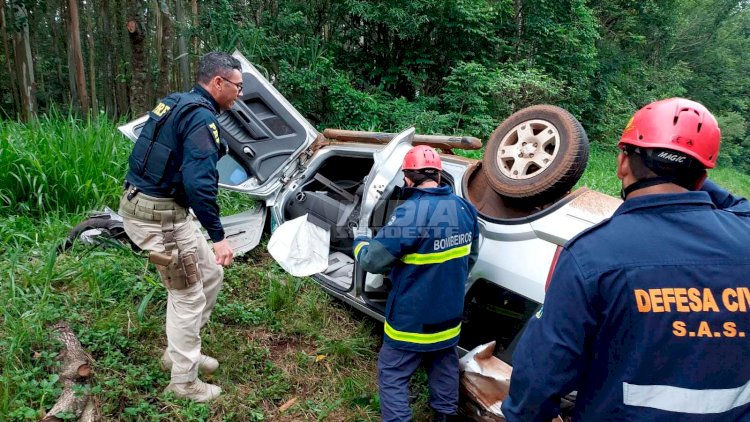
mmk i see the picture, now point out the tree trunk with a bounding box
[0,3,20,118]
[66,13,78,108]
[154,0,161,95]
[191,0,198,56]
[128,0,148,115]
[49,3,66,108]
[30,10,45,107]
[114,0,129,117]
[156,0,172,98]
[100,0,114,115]
[514,0,524,56]
[174,0,190,91]
[42,322,98,422]
[10,0,35,121]
[85,3,97,117]
[67,0,89,119]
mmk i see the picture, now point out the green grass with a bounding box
[0,221,385,420]
[577,142,621,196]
[2,117,750,421]
[0,117,385,421]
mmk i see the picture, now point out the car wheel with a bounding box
[60,216,139,253]
[482,105,589,205]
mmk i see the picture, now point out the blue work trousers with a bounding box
[378,342,459,421]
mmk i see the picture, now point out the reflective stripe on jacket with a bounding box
[353,184,479,352]
[502,182,750,422]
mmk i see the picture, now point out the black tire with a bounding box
[59,217,139,253]
[482,105,589,205]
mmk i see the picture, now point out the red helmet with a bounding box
[618,98,721,169]
[403,145,442,171]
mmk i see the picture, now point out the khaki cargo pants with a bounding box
[119,191,223,383]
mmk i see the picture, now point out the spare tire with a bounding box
[482,105,589,205]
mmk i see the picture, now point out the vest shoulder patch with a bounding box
[152,102,171,117]
[208,122,220,145]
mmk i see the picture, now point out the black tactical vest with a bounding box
[125,91,213,198]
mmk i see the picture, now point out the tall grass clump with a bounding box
[0,112,130,217]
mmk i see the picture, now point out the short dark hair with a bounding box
[625,152,657,180]
[195,52,241,84]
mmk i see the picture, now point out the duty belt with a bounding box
[119,188,188,223]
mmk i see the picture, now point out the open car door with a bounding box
[214,52,319,198]
[353,127,415,296]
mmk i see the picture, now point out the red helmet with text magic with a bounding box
[402,145,442,171]
[618,98,721,169]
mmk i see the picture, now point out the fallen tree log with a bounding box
[42,321,98,422]
[322,128,483,151]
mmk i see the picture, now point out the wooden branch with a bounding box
[43,322,98,422]
[322,128,483,150]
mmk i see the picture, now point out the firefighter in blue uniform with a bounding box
[502,98,750,421]
[118,52,241,402]
[353,145,480,421]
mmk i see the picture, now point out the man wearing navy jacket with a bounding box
[353,145,479,421]
[503,98,750,421]
[118,52,240,402]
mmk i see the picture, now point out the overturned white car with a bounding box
[113,52,621,369]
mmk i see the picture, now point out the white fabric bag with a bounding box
[267,214,330,277]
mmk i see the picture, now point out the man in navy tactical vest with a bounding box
[353,145,480,421]
[118,52,241,402]
[503,98,750,421]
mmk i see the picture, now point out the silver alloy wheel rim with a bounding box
[495,119,560,180]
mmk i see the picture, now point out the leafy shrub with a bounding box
[440,61,565,137]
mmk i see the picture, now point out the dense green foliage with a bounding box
[197,0,750,172]
[2,0,750,172]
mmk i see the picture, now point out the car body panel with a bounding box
[530,189,622,245]
[214,205,266,256]
[470,226,558,304]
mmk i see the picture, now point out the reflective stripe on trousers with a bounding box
[623,380,750,414]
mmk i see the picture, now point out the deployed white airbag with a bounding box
[267,214,330,277]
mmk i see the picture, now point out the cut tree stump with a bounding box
[42,321,98,422]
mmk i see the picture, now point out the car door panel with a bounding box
[217,69,308,185]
